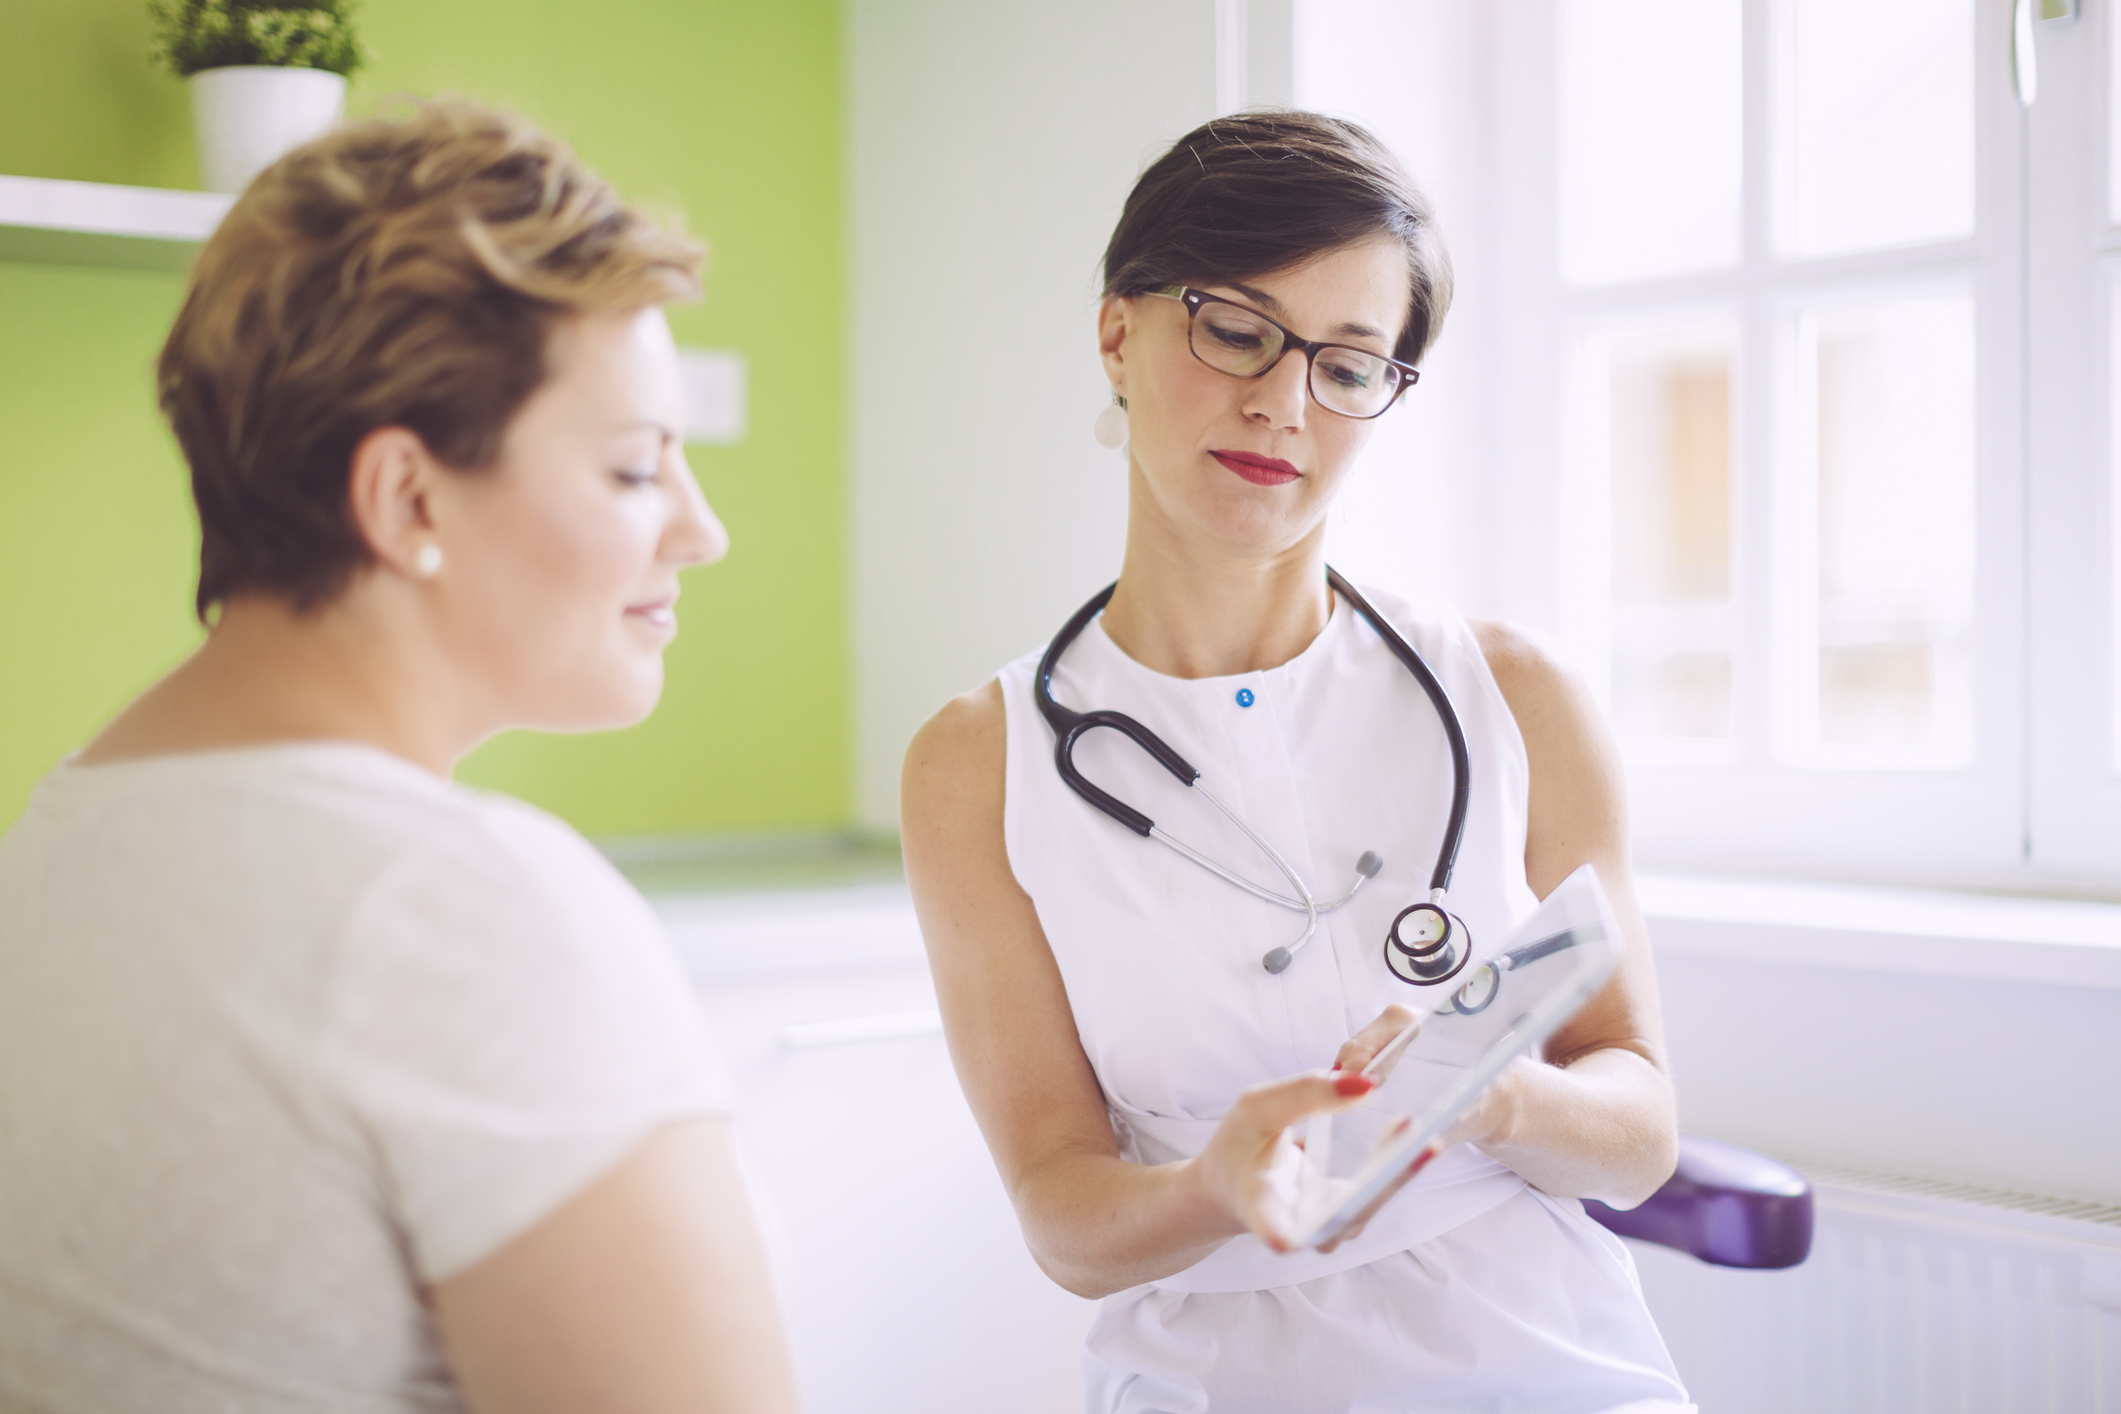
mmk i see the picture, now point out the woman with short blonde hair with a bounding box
[0,100,800,1414]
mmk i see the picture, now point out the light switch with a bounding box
[675,348,747,445]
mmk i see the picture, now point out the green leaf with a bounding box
[149,0,368,79]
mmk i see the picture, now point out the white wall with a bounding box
[847,0,1503,827]
[846,0,1218,827]
[1660,951,2121,1204]
[670,889,1096,1413]
[1641,876,2121,1202]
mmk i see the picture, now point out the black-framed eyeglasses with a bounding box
[1151,286,1420,420]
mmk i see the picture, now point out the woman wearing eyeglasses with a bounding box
[901,114,1690,1411]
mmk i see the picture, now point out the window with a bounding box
[1579,319,1740,753]
[1300,0,2119,889]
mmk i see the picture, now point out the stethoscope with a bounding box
[1034,567,1476,987]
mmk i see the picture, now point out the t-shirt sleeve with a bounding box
[325,804,729,1284]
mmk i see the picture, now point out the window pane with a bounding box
[1559,0,1742,286]
[1609,327,1737,740]
[2113,270,2121,771]
[1808,296,1975,759]
[1775,0,1974,258]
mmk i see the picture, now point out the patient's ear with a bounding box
[346,427,442,579]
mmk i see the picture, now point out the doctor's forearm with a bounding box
[1011,1148,1244,1300]
[1473,1048,1678,1209]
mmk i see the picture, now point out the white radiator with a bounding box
[1630,1162,2121,1412]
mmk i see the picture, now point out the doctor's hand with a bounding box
[1305,1004,1432,1253]
[1434,1052,1534,1153]
[1189,1006,1428,1255]
[1189,1069,1382,1254]
[1327,1037,1544,1252]
[1331,1004,1421,1080]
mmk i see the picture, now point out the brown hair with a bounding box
[159,97,704,620]
[1101,111,1452,366]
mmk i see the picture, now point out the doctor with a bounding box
[901,112,1692,1412]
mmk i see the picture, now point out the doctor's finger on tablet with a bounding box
[1333,1004,1422,1080]
[1314,1118,1436,1254]
[1204,1069,1381,1251]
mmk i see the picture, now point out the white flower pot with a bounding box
[188,66,347,195]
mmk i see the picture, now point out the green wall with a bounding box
[0,0,849,838]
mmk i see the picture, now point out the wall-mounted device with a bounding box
[676,347,747,446]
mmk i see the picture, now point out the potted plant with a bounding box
[151,1,367,194]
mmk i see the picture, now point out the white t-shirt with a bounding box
[0,743,729,1413]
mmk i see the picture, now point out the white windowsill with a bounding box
[651,883,925,984]
[1637,871,2121,991]
[628,844,2121,993]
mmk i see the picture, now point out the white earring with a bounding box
[413,544,443,578]
[1093,398,1130,451]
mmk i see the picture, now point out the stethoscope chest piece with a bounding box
[1384,901,1472,987]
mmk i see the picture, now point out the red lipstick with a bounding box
[1211,449,1302,486]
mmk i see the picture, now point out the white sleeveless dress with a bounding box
[995,583,1691,1414]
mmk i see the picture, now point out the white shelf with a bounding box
[0,174,230,272]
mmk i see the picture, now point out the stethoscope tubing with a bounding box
[1034,568,1473,976]
[1323,572,1471,897]
[1150,782,1371,916]
[1033,568,1471,898]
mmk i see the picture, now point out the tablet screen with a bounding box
[1285,864,1623,1249]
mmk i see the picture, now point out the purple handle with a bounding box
[1583,1134,1814,1269]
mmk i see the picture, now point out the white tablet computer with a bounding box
[1284,864,1623,1251]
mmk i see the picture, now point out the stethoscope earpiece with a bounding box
[1253,849,1388,973]
[1250,849,1384,973]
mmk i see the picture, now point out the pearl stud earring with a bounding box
[414,544,443,578]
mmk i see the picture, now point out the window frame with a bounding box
[1477,0,2121,890]
[2024,0,2121,885]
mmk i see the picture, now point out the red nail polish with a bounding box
[1333,1073,1375,1097]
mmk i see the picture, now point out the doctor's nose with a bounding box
[1244,352,1310,432]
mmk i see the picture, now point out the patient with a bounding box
[0,100,801,1413]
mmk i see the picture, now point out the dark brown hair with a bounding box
[1101,111,1452,365]
[159,98,704,620]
